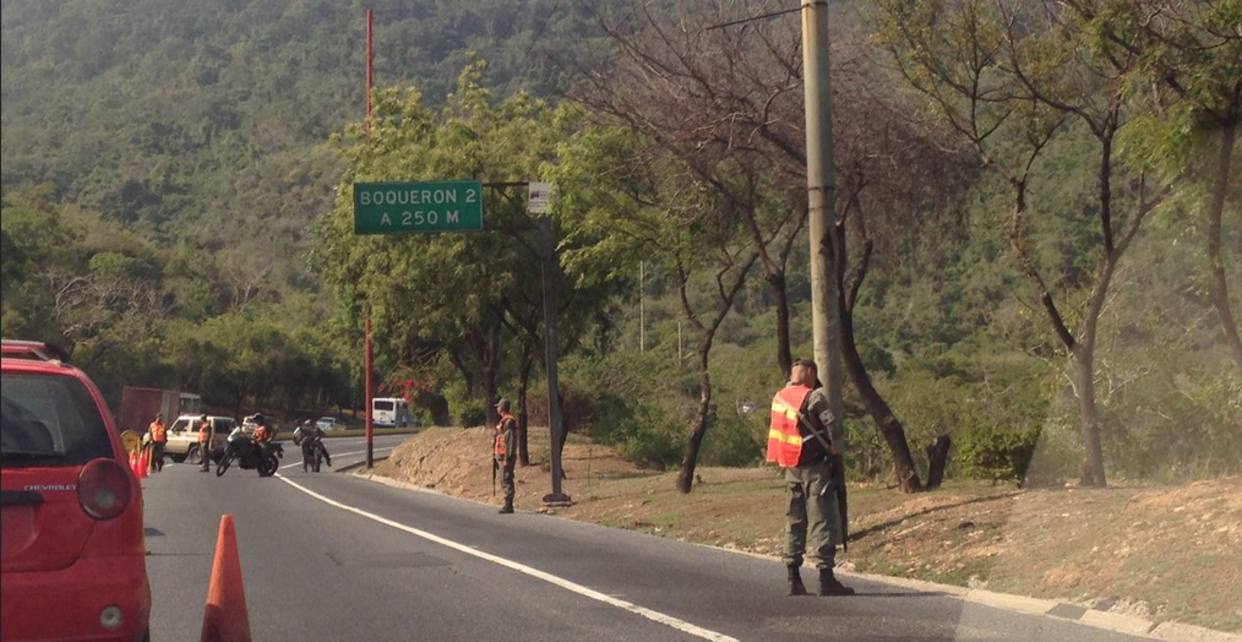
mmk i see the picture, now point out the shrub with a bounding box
[617,405,684,469]
[700,409,764,467]
[526,382,594,434]
[455,399,487,427]
[443,380,486,427]
[956,424,1041,485]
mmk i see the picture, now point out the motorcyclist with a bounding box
[224,421,252,464]
[298,419,331,472]
[252,413,273,444]
[217,413,283,477]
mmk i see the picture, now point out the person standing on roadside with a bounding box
[767,359,854,597]
[148,413,167,472]
[197,415,212,472]
[493,399,518,514]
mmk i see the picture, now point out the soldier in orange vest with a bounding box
[493,399,518,514]
[767,359,853,597]
[197,415,213,472]
[148,413,167,472]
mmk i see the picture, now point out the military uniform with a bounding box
[768,364,854,597]
[494,399,518,514]
[149,416,167,472]
[197,417,212,472]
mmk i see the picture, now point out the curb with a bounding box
[830,573,1240,642]
[352,470,508,508]
[334,455,390,474]
[347,471,1241,642]
[1149,623,1242,642]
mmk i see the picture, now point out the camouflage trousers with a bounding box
[501,462,515,505]
[782,458,842,569]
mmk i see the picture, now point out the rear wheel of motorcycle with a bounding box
[258,455,278,477]
[216,455,231,477]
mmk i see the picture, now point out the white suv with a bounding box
[164,415,235,465]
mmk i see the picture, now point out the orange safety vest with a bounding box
[766,384,813,468]
[254,425,270,443]
[198,421,211,444]
[149,421,167,443]
[493,413,514,458]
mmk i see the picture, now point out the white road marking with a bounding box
[279,447,395,470]
[277,475,739,642]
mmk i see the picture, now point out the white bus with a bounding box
[371,397,415,428]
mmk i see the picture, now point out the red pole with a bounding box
[364,9,375,469]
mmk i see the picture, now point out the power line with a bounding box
[704,5,802,32]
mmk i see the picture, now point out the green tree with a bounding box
[1063,0,1242,369]
[313,63,627,436]
[875,0,1172,486]
[552,123,758,493]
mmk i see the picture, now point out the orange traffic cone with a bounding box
[129,449,141,477]
[200,515,251,642]
[137,448,149,479]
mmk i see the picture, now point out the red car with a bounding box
[1,340,150,641]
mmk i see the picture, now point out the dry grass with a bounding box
[368,427,1242,632]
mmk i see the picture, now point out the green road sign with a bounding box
[353,181,483,234]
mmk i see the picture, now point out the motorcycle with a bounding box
[216,433,282,477]
[293,425,331,473]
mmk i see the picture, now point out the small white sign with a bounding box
[528,181,553,214]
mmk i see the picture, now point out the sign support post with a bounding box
[538,215,571,506]
[364,8,375,468]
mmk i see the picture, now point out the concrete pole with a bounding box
[802,0,845,437]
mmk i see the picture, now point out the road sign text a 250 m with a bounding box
[353,181,483,234]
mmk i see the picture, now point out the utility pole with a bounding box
[639,261,645,353]
[365,8,373,138]
[802,0,845,439]
[364,8,375,468]
[539,216,571,505]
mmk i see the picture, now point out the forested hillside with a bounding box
[3,0,1238,489]
[1,0,591,411]
[2,0,587,282]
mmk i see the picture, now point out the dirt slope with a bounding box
[368,427,1242,632]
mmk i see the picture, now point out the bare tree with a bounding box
[579,1,955,491]
[582,2,805,375]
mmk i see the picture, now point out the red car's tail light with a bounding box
[77,458,132,520]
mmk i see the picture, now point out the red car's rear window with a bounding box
[1,372,113,467]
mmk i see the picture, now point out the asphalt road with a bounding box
[141,435,1154,642]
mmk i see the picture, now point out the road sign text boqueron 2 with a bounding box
[353,180,483,234]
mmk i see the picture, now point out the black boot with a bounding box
[498,502,514,514]
[818,568,855,596]
[787,565,808,596]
